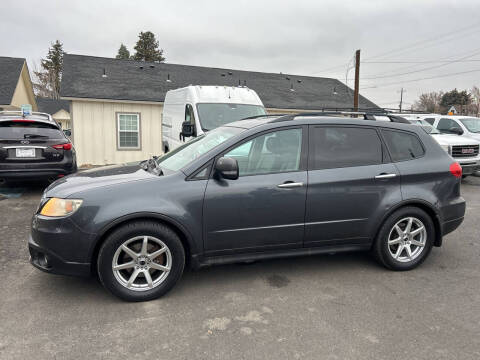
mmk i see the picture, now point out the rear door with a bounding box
[304,125,402,247]
[0,120,67,164]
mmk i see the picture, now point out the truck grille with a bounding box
[451,145,479,158]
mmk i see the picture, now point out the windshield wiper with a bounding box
[24,134,49,139]
[140,156,163,176]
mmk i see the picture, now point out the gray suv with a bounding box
[29,114,466,301]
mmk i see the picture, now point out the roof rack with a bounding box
[268,111,410,124]
[0,111,53,121]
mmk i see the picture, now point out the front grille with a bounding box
[452,145,479,158]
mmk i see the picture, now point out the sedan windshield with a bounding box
[157,126,244,172]
[197,103,266,131]
[460,118,480,133]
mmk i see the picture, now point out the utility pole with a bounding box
[354,49,360,111]
[399,87,405,112]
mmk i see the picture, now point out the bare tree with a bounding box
[471,86,480,117]
[413,91,444,113]
[31,61,56,98]
[32,40,64,99]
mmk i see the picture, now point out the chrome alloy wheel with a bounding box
[112,236,172,291]
[387,217,427,263]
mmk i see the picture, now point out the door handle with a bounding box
[374,173,397,179]
[277,182,304,188]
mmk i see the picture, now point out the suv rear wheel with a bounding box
[97,221,185,301]
[373,207,434,271]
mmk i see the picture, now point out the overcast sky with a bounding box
[2,0,479,109]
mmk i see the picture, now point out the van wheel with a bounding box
[97,221,185,302]
[373,207,434,271]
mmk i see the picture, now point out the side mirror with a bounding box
[450,127,463,135]
[181,121,195,138]
[215,157,239,180]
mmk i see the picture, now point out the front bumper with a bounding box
[455,157,480,175]
[28,214,95,277]
[29,235,91,276]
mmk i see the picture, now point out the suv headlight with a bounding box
[440,144,451,155]
[39,198,83,217]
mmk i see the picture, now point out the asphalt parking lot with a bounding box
[1,178,480,360]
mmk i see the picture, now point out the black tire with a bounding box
[373,206,434,271]
[97,221,185,302]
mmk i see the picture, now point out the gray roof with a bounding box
[36,97,70,115]
[0,56,25,106]
[61,54,378,110]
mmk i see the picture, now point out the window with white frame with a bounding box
[117,113,140,149]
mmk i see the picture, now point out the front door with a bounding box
[203,127,307,255]
[304,125,401,247]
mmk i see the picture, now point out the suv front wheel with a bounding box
[373,207,434,271]
[97,221,185,301]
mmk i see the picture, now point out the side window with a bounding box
[423,118,435,125]
[382,130,424,162]
[437,118,462,133]
[224,128,302,176]
[309,126,382,170]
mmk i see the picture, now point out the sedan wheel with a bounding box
[112,236,172,291]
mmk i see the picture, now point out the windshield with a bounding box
[460,117,480,133]
[157,126,244,171]
[197,103,266,131]
[410,119,440,134]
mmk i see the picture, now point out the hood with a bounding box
[466,132,480,141]
[45,162,158,198]
[431,134,480,146]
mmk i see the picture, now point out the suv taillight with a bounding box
[52,143,72,151]
[449,162,462,178]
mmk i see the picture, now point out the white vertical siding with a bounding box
[71,100,163,166]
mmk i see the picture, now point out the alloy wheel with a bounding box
[112,236,172,291]
[387,217,427,263]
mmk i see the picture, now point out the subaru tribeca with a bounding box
[0,111,76,182]
[29,114,466,301]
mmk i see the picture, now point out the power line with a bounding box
[361,47,480,80]
[363,59,480,64]
[360,68,480,89]
[363,21,480,61]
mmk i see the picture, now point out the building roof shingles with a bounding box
[60,54,378,110]
[36,97,70,115]
[0,56,25,106]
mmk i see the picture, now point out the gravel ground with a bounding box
[0,177,479,359]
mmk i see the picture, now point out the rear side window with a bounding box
[0,121,63,140]
[382,130,424,162]
[309,126,383,170]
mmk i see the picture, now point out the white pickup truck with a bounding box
[161,85,266,152]
[407,118,480,177]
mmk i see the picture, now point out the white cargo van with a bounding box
[162,85,266,152]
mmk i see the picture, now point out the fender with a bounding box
[90,211,198,260]
[371,198,442,247]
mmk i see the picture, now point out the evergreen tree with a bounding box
[116,44,131,59]
[133,31,165,62]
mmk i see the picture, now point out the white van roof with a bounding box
[164,85,264,106]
